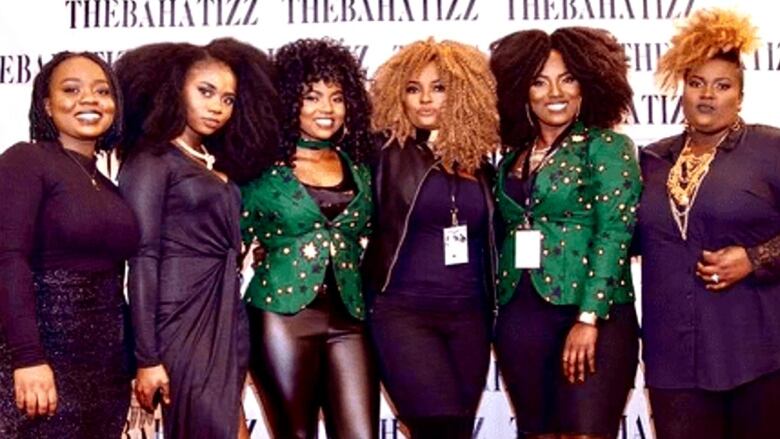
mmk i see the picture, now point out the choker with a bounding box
[296,138,332,150]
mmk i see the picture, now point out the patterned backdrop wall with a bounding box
[1,1,779,438]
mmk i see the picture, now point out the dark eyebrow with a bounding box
[198,81,217,90]
[59,78,110,87]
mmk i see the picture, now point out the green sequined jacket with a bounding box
[240,152,373,319]
[495,122,642,318]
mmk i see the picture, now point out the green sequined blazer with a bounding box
[240,152,373,319]
[495,122,642,318]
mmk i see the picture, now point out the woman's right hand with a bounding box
[135,364,171,413]
[13,364,57,417]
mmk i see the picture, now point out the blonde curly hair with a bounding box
[370,38,500,173]
[657,8,759,91]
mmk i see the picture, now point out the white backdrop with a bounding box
[1,1,779,438]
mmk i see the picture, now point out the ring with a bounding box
[711,273,720,283]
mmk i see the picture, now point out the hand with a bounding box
[696,246,753,292]
[13,364,57,418]
[562,323,598,383]
[135,364,170,413]
[250,241,267,269]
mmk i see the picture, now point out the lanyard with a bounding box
[518,142,558,229]
[444,166,461,227]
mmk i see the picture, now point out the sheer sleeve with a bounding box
[119,151,170,368]
[0,143,48,368]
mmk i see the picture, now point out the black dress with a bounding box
[119,145,249,439]
[0,141,139,438]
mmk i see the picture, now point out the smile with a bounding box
[416,109,437,117]
[545,102,568,112]
[75,111,102,122]
[314,118,335,128]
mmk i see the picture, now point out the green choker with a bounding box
[296,138,332,150]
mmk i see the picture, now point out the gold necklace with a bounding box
[666,130,731,240]
[529,137,552,172]
[63,149,100,191]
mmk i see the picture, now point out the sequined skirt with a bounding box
[0,268,133,438]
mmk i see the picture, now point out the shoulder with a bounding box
[0,141,59,178]
[744,124,780,147]
[119,146,174,183]
[586,128,633,150]
[641,134,680,158]
[1,141,54,163]
[241,164,285,194]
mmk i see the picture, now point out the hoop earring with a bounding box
[335,125,349,144]
[525,103,535,128]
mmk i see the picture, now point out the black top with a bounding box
[385,168,488,309]
[0,141,139,368]
[302,156,357,220]
[638,124,780,390]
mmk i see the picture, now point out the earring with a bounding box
[335,126,349,144]
[525,103,535,128]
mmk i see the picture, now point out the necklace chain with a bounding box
[63,149,99,191]
[173,138,215,170]
[666,129,732,240]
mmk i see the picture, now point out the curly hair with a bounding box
[114,38,280,184]
[370,38,499,174]
[273,38,373,164]
[29,51,123,151]
[490,27,632,151]
[657,8,759,92]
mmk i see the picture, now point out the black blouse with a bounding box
[0,141,139,368]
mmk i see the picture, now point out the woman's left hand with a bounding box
[696,246,753,291]
[562,323,598,384]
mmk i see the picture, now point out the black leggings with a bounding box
[247,290,379,439]
[649,368,780,439]
[367,295,491,439]
[494,275,639,437]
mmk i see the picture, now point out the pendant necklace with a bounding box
[63,148,100,191]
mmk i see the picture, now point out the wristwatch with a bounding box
[578,311,597,326]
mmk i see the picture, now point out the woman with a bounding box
[638,9,780,438]
[363,38,499,439]
[114,38,279,439]
[0,52,138,437]
[489,27,641,439]
[239,38,378,439]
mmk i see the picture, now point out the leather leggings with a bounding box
[247,285,379,439]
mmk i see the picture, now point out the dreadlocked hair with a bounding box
[29,51,124,151]
[490,27,632,152]
[370,38,499,174]
[274,38,373,165]
[115,38,280,184]
[657,8,759,92]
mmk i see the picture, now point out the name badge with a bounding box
[444,225,469,266]
[515,230,542,269]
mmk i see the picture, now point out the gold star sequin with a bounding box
[302,242,318,260]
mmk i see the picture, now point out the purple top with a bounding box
[638,124,780,390]
[0,141,139,368]
[385,169,488,309]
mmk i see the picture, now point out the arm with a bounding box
[0,144,57,416]
[563,133,641,383]
[118,152,169,368]
[746,235,780,281]
[581,133,641,317]
[118,152,172,412]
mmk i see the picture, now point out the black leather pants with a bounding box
[247,287,379,439]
